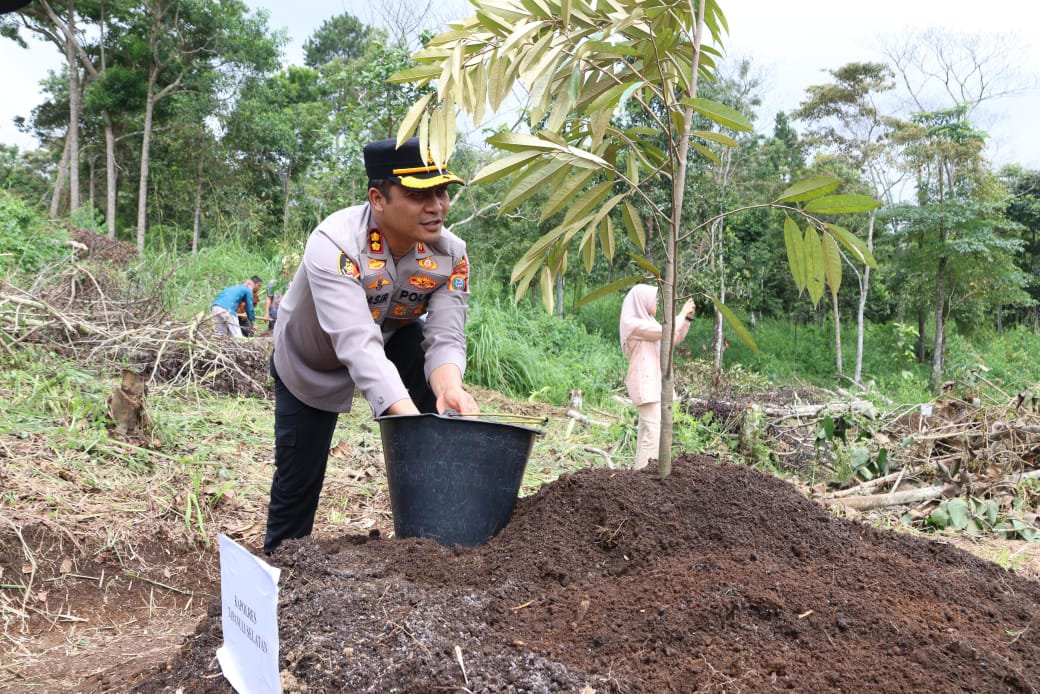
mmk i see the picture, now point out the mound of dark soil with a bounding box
[132,454,1040,693]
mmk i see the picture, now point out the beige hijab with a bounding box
[619,284,658,357]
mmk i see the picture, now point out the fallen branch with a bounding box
[567,409,609,428]
[828,469,917,498]
[823,483,957,511]
[582,446,614,469]
[684,396,876,421]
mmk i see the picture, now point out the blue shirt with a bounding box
[213,284,254,323]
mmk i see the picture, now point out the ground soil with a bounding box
[118,453,1040,694]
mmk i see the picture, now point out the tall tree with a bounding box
[8,0,92,214]
[793,62,908,383]
[302,12,368,67]
[391,0,878,474]
[886,30,1029,385]
[123,0,278,253]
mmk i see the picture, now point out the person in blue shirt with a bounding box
[212,279,259,337]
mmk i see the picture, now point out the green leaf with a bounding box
[783,215,807,293]
[627,252,660,277]
[825,223,879,269]
[396,93,434,145]
[692,129,738,147]
[690,142,721,166]
[539,266,554,313]
[487,131,561,152]
[775,176,841,203]
[804,194,882,215]
[822,232,842,299]
[574,275,643,309]
[805,227,825,306]
[622,200,647,251]
[510,223,573,282]
[561,180,613,225]
[682,97,753,131]
[540,168,597,221]
[946,498,970,530]
[709,297,759,354]
[499,157,568,214]
[929,504,951,528]
[580,226,596,273]
[387,64,442,84]
[598,216,615,262]
[470,151,543,186]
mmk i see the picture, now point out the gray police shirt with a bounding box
[272,203,469,415]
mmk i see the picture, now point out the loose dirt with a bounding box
[123,453,1040,693]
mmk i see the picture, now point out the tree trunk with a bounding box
[281,163,292,238]
[853,211,875,385]
[931,255,947,388]
[104,115,117,238]
[87,154,95,208]
[711,218,726,374]
[832,289,843,375]
[64,5,80,213]
[192,159,203,254]
[50,134,70,218]
[554,273,565,317]
[916,308,927,363]
[136,70,159,254]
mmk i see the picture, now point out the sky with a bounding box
[1,0,1037,167]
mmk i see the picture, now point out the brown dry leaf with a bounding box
[60,557,72,574]
[21,564,32,574]
[36,591,47,602]
[329,441,351,459]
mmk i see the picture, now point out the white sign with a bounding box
[216,534,282,694]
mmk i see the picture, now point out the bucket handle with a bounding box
[442,409,548,427]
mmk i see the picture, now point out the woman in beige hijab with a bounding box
[619,285,696,469]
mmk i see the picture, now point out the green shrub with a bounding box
[0,191,69,275]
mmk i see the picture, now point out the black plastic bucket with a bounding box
[377,413,541,547]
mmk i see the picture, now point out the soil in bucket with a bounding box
[377,413,540,547]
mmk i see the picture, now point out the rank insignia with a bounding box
[370,309,382,320]
[368,228,383,253]
[417,257,438,270]
[368,258,386,270]
[409,274,437,290]
[338,252,360,278]
[416,242,426,253]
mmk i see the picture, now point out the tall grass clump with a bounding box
[0,191,68,276]
[147,242,283,321]
[466,283,626,406]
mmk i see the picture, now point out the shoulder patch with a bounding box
[338,252,360,278]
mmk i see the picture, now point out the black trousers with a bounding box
[263,322,437,553]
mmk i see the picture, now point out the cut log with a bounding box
[822,483,957,511]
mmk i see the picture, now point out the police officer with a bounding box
[264,137,479,554]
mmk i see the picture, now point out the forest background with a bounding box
[3,0,1040,453]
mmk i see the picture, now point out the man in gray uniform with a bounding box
[264,137,479,553]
